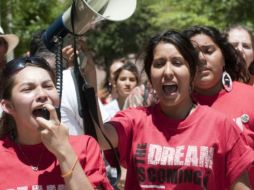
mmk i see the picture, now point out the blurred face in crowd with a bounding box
[109,61,125,85]
[115,69,138,100]
[228,28,254,68]
[191,34,225,95]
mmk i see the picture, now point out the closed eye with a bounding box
[171,57,184,66]
[21,87,33,92]
[153,58,166,68]
[200,46,215,55]
[242,43,252,49]
[42,81,55,89]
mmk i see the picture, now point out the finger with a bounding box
[43,104,60,124]
[66,48,74,56]
[36,117,53,131]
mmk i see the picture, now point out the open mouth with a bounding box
[32,108,49,119]
[162,84,177,95]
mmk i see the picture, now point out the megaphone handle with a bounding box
[53,36,64,120]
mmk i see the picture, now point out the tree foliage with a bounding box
[150,0,254,30]
[0,0,69,55]
[1,0,254,67]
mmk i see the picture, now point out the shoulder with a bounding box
[69,135,99,150]
[69,134,97,142]
[107,106,153,130]
[0,137,16,156]
[233,81,254,93]
[194,104,232,122]
[114,105,152,119]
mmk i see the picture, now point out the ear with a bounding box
[1,99,15,115]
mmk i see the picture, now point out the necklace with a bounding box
[17,144,45,171]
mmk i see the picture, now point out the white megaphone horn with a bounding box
[43,0,137,51]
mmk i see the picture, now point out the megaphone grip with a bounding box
[42,15,69,51]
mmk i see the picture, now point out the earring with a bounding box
[152,90,158,102]
[222,71,232,92]
[108,82,112,92]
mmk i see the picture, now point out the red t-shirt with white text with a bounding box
[107,104,254,190]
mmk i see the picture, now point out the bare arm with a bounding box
[36,104,94,190]
[95,121,119,150]
[231,171,251,190]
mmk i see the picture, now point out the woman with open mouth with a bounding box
[96,30,254,190]
[0,56,113,189]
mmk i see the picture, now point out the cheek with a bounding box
[50,91,60,107]
[115,81,122,91]
[209,54,225,71]
[10,98,30,115]
[246,50,254,61]
[132,81,138,88]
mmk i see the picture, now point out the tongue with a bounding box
[163,85,177,95]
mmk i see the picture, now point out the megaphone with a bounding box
[43,0,137,51]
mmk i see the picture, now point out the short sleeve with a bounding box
[107,108,137,165]
[82,136,113,190]
[225,122,254,185]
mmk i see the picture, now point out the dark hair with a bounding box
[114,61,140,85]
[0,37,8,52]
[144,30,198,83]
[182,25,250,83]
[0,56,55,139]
[99,58,126,101]
[30,29,49,56]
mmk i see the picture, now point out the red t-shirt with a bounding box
[0,135,113,190]
[193,81,254,188]
[193,81,254,147]
[107,104,254,190]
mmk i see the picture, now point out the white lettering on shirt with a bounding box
[148,144,214,169]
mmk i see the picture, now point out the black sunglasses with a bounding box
[3,56,51,77]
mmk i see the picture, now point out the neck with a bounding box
[117,97,125,110]
[194,81,223,96]
[16,126,41,145]
[160,97,195,120]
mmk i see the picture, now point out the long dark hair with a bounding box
[0,56,54,139]
[99,58,126,101]
[143,30,198,84]
[182,25,250,83]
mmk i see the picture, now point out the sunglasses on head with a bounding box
[3,56,51,77]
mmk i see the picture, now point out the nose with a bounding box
[236,44,246,59]
[236,44,245,54]
[123,79,131,88]
[36,87,48,102]
[198,51,207,65]
[164,62,174,79]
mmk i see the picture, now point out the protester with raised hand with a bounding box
[0,56,113,189]
[97,30,254,190]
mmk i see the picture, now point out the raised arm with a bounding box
[36,104,94,190]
